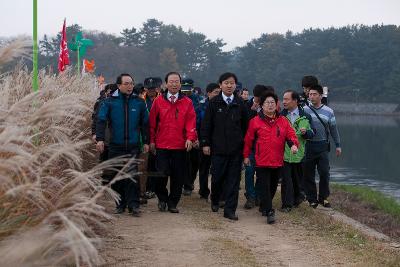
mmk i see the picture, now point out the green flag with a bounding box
[69,32,94,74]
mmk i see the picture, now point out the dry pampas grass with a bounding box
[0,40,131,266]
[0,37,30,66]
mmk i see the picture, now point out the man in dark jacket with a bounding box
[139,77,162,202]
[96,73,149,217]
[144,77,162,199]
[91,83,118,184]
[91,84,118,155]
[299,75,319,107]
[198,83,221,200]
[201,72,249,220]
[181,78,202,196]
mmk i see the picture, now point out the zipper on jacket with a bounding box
[124,95,129,150]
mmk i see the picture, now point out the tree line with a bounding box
[6,19,400,102]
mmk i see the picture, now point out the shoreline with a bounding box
[330,178,400,203]
[335,111,400,117]
[329,102,400,117]
[330,183,400,242]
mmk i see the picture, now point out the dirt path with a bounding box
[99,185,364,267]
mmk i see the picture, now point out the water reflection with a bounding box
[329,114,400,201]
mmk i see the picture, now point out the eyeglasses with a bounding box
[168,80,180,84]
[122,82,134,86]
[263,101,276,105]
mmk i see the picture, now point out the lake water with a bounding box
[329,114,400,201]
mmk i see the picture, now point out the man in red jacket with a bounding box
[149,72,197,213]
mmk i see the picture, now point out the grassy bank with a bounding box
[332,183,400,222]
[330,183,400,243]
[274,191,400,266]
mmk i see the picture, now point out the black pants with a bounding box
[184,148,200,191]
[303,151,330,203]
[146,153,157,192]
[99,145,113,185]
[256,167,281,213]
[155,149,186,208]
[108,145,140,210]
[100,145,109,162]
[198,152,211,198]
[211,153,242,215]
[281,161,305,208]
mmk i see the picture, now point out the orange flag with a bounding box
[83,59,95,73]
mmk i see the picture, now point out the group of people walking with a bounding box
[92,72,341,224]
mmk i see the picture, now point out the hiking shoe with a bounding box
[182,189,192,196]
[280,206,292,213]
[200,195,209,202]
[144,191,156,199]
[262,209,275,217]
[168,206,179,213]
[114,207,125,214]
[219,201,225,208]
[140,198,148,205]
[293,200,303,208]
[158,201,167,212]
[131,208,141,217]
[244,198,256,209]
[211,204,219,212]
[319,199,332,208]
[266,211,275,224]
[294,195,305,207]
[309,202,318,209]
[224,213,239,221]
[262,210,267,216]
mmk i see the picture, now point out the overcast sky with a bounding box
[1,0,399,50]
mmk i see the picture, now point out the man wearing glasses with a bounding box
[96,73,149,217]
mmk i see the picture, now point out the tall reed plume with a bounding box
[0,39,128,266]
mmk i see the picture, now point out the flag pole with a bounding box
[77,44,80,74]
[32,0,39,147]
[33,0,39,92]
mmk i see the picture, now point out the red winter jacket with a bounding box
[243,112,299,168]
[149,92,197,150]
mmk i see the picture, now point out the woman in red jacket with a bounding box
[243,92,299,224]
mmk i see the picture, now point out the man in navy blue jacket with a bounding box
[197,83,221,199]
[181,78,202,196]
[96,73,149,217]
